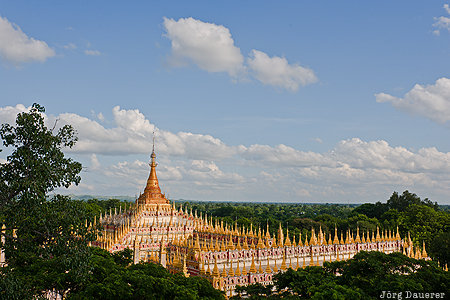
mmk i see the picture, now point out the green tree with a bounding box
[0,104,95,299]
[398,204,450,263]
[70,248,225,300]
[387,190,438,212]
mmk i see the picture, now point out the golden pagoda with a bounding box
[137,145,170,206]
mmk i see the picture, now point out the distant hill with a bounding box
[67,194,136,202]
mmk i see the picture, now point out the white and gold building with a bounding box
[93,149,430,295]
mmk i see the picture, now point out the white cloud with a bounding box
[239,143,330,167]
[63,43,77,50]
[247,50,317,91]
[84,50,101,56]
[375,77,450,124]
[47,106,234,160]
[90,154,100,170]
[313,137,323,143]
[163,17,244,76]
[432,4,450,35]
[2,104,449,203]
[97,112,105,122]
[0,16,55,64]
[162,17,317,91]
[0,104,30,125]
[445,4,450,14]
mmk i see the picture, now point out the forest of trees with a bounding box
[0,104,449,299]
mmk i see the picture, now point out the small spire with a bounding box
[242,261,248,275]
[265,257,272,273]
[273,259,278,273]
[249,254,257,273]
[221,263,228,277]
[355,227,361,243]
[258,260,264,274]
[235,260,241,276]
[422,241,427,258]
[281,254,287,271]
[228,261,235,276]
[212,258,220,277]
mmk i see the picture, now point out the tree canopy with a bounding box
[0,104,94,299]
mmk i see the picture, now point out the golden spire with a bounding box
[258,260,264,274]
[215,237,220,251]
[355,227,361,243]
[340,232,344,245]
[298,233,303,247]
[243,237,249,250]
[310,228,317,245]
[250,238,256,250]
[138,144,169,205]
[273,259,278,273]
[242,261,248,275]
[221,263,228,277]
[228,262,235,276]
[182,255,189,277]
[281,254,287,271]
[249,254,257,273]
[206,260,211,275]
[376,227,381,242]
[200,257,206,275]
[236,237,242,251]
[235,261,241,276]
[227,235,235,250]
[265,257,272,273]
[278,223,284,247]
[201,239,208,252]
[257,234,265,249]
[212,258,220,277]
[422,241,427,258]
[194,234,201,251]
[285,228,292,247]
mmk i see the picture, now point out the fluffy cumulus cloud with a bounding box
[247,50,317,91]
[163,17,244,76]
[375,77,450,125]
[0,16,55,64]
[163,17,317,91]
[433,4,450,35]
[2,105,449,203]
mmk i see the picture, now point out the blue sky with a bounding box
[1,1,449,204]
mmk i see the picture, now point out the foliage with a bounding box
[0,104,94,299]
[233,282,273,299]
[69,247,225,300]
[239,251,449,299]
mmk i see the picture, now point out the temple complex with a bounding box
[93,148,430,296]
